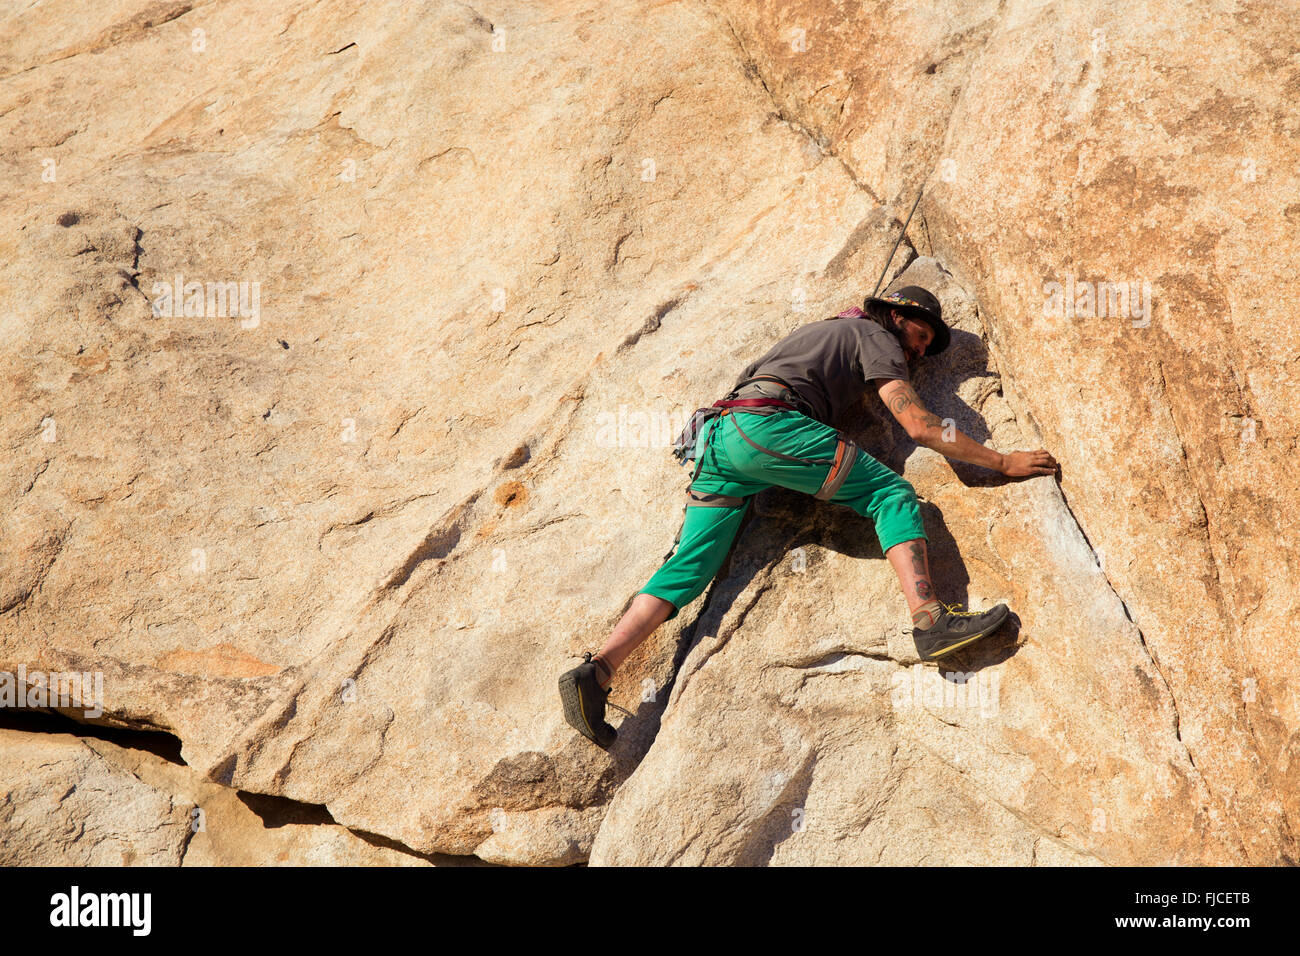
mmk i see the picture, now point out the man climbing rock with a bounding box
[559,285,1058,748]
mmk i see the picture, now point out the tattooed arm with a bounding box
[876,379,1006,472]
[875,379,1058,476]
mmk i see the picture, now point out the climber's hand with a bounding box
[1000,449,1058,477]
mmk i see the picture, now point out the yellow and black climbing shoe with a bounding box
[912,602,1010,662]
[559,652,617,749]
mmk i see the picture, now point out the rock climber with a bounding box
[559,285,1058,748]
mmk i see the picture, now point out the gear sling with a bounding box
[660,374,859,563]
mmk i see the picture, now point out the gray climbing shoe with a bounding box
[559,652,617,749]
[912,602,1010,662]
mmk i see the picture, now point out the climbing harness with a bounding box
[659,374,859,561]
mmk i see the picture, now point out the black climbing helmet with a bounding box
[864,285,950,356]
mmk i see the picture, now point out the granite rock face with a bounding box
[0,726,428,865]
[1,0,1295,864]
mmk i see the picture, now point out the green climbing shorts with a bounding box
[640,409,927,621]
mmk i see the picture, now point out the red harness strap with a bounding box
[713,397,796,410]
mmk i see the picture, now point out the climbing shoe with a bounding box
[912,602,1010,662]
[558,652,617,749]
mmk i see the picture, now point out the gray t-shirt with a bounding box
[732,315,909,428]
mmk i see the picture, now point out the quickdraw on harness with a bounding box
[660,374,860,562]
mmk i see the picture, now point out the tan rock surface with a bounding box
[0,724,432,865]
[1,0,1295,864]
[0,727,188,865]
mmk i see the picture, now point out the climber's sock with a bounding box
[592,654,613,687]
[912,600,944,631]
